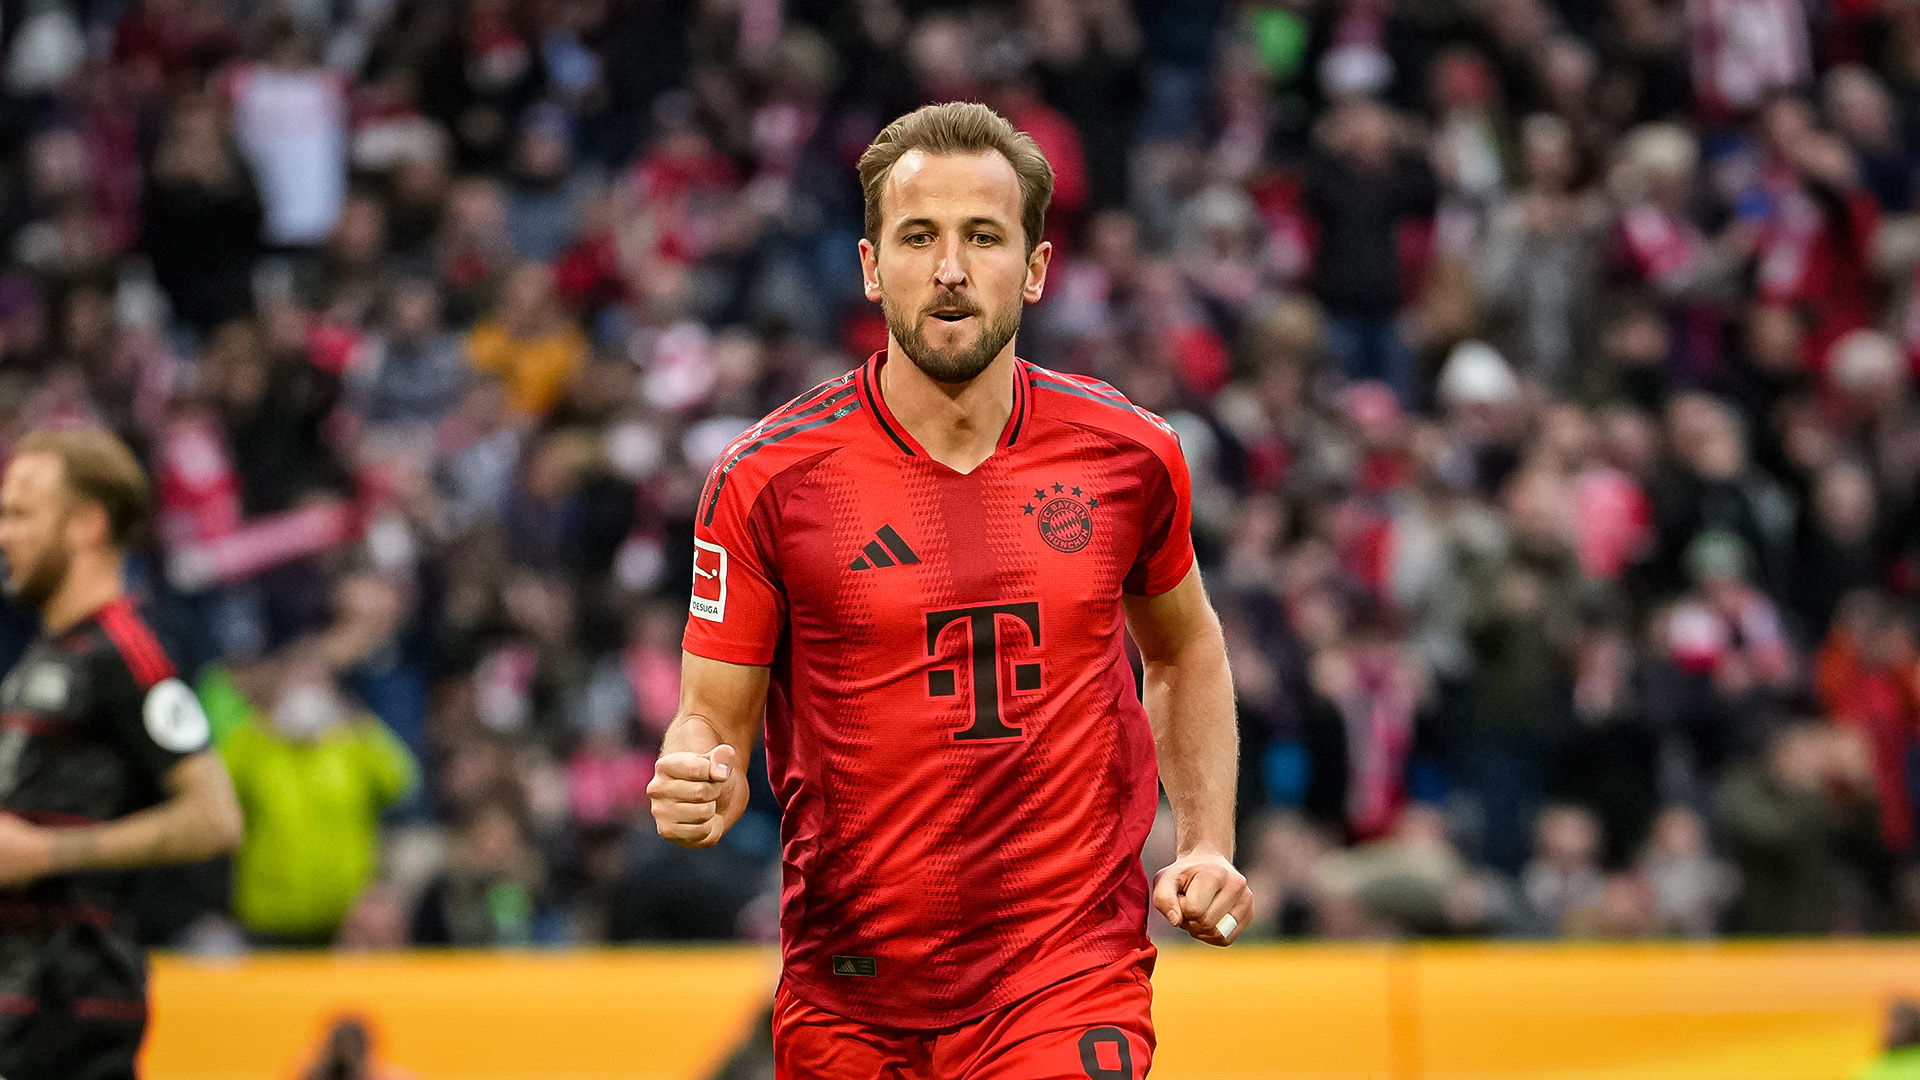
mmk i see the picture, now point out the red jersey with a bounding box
[683,351,1194,1028]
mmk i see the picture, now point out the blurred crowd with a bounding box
[3,0,1920,949]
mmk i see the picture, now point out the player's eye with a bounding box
[971,233,998,246]
[905,233,934,247]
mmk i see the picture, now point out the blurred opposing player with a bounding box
[0,429,242,1080]
[650,103,1246,1077]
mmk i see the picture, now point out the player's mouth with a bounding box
[927,308,975,324]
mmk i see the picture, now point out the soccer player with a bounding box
[650,102,1247,1076]
[0,429,242,1080]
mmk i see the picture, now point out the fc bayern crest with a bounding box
[1025,481,1097,553]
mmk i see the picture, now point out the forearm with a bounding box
[661,711,739,755]
[1143,635,1239,860]
[49,788,240,875]
[658,655,771,839]
[667,650,767,756]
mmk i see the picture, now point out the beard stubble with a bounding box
[6,536,69,612]
[882,287,1023,385]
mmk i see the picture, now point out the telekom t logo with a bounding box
[924,602,1040,741]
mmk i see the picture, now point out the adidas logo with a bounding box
[832,955,878,977]
[849,525,920,571]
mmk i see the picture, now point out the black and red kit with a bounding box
[0,596,211,1080]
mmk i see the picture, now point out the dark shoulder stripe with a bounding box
[700,381,860,512]
[759,373,858,431]
[714,374,857,456]
[714,384,857,470]
[1031,376,1179,440]
[779,372,854,415]
[721,377,859,462]
[701,396,864,525]
[96,603,174,688]
[1031,376,1136,413]
[1030,368,1128,403]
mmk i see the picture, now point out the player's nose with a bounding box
[934,235,967,286]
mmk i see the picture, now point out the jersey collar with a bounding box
[858,350,1033,460]
[48,594,132,647]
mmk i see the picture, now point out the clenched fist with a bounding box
[1152,850,1253,946]
[648,744,742,848]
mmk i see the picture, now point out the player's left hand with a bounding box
[0,814,54,887]
[1152,850,1252,947]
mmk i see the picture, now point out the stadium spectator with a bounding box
[227,19,349,250]
[1638,806,1737,937]
[465,261,587,418]
[1717,720,1892,934]
[335,884,412,951]
[436,177,517,326]
[1521,804,1608,934]
[1304,98,1436,404]
[1314,803,1514,937]
[1824,67,1915,214]
[207,308,352,516]
[142,104,263,338]
[299,192,389,322]
[1434,341,1526,499]
[1688,0,1811,124]
[1797,461,1893,641]
[410,799,547,946]
[1815,591,1920,856]
[505,105,598,263]
[1476,114,1610,393]
[1749,97,1880,374]
[1462,468,1594,873]
[348,276,469,435]
[416,0,546,173]
[1026,0,1141,212]
[1662,529,1799,773]
[1243,811,1336,937]
[1556,618,1662,867]
[221,650,417,944]
[1304,587,1427,841]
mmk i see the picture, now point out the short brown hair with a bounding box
[858,102,1055,256]
[15,429,151,549]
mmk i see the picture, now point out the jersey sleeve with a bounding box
[1123,426,1196,597]
[102,661,213,789]
[93,606,212,789]
[682,461,786,667]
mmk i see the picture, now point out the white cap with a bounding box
[1439,341,1519,405]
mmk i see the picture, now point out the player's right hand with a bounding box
[648,744,739,848]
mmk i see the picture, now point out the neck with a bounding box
[41,552,124,635]
[878,340,1017,474]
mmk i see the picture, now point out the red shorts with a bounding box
[772,947,1155,1079]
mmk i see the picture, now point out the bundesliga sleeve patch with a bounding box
[689,538,729,622]
[143,677,211,753]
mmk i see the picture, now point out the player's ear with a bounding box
[1021,239,1052,304]
[859,238,883,303]
[67,500,110,552]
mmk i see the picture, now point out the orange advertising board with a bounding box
[144,941,1920,1080]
